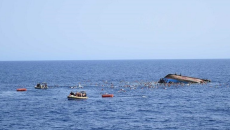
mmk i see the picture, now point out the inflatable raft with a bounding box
[158,74,211,84]
[102,94,114,98]
[67,91,88,100]
[17,88,27,91]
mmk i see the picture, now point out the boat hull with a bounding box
[67,95,88,100]
[159,74,211,84]
[35,87,48,89]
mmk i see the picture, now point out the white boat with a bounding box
[78,84,83,88]
[70,84,83,89]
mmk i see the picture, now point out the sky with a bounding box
[0,0,229,61]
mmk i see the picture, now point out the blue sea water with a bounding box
[0,59,230,130]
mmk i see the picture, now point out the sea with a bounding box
[0,59,230,130]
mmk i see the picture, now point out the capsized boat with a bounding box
[158,74,211,84]
[35,82,48,89]
[67,91,88,100]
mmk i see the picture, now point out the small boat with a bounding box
[70,84,83,89]
[102,94,114,98]
[158,74,211,84]
[67,91,88,100]
[78,83,83,88]
[17,88,27,91]
[35,82,48,89]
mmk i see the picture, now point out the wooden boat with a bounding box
[17,88,27,91]
[102,94,114,98]
[158,74,211,84]
[35,82,48,89]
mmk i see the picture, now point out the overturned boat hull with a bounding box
[158,74,211,84]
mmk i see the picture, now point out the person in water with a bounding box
[70,91,74,96]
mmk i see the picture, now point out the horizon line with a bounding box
[0,58,229,62]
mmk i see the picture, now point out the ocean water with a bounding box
[0,59,230,130]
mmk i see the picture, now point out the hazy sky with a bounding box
[0,0,229,61]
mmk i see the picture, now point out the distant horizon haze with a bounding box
[0,58,229,62]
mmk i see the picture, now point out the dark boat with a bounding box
[158,74,211,84]
[35,82,48,89]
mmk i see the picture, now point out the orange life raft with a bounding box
[17,88,27,91]
[102,94,114,98]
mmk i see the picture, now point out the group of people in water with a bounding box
[73,80,213,90]
[63,79,230,99]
